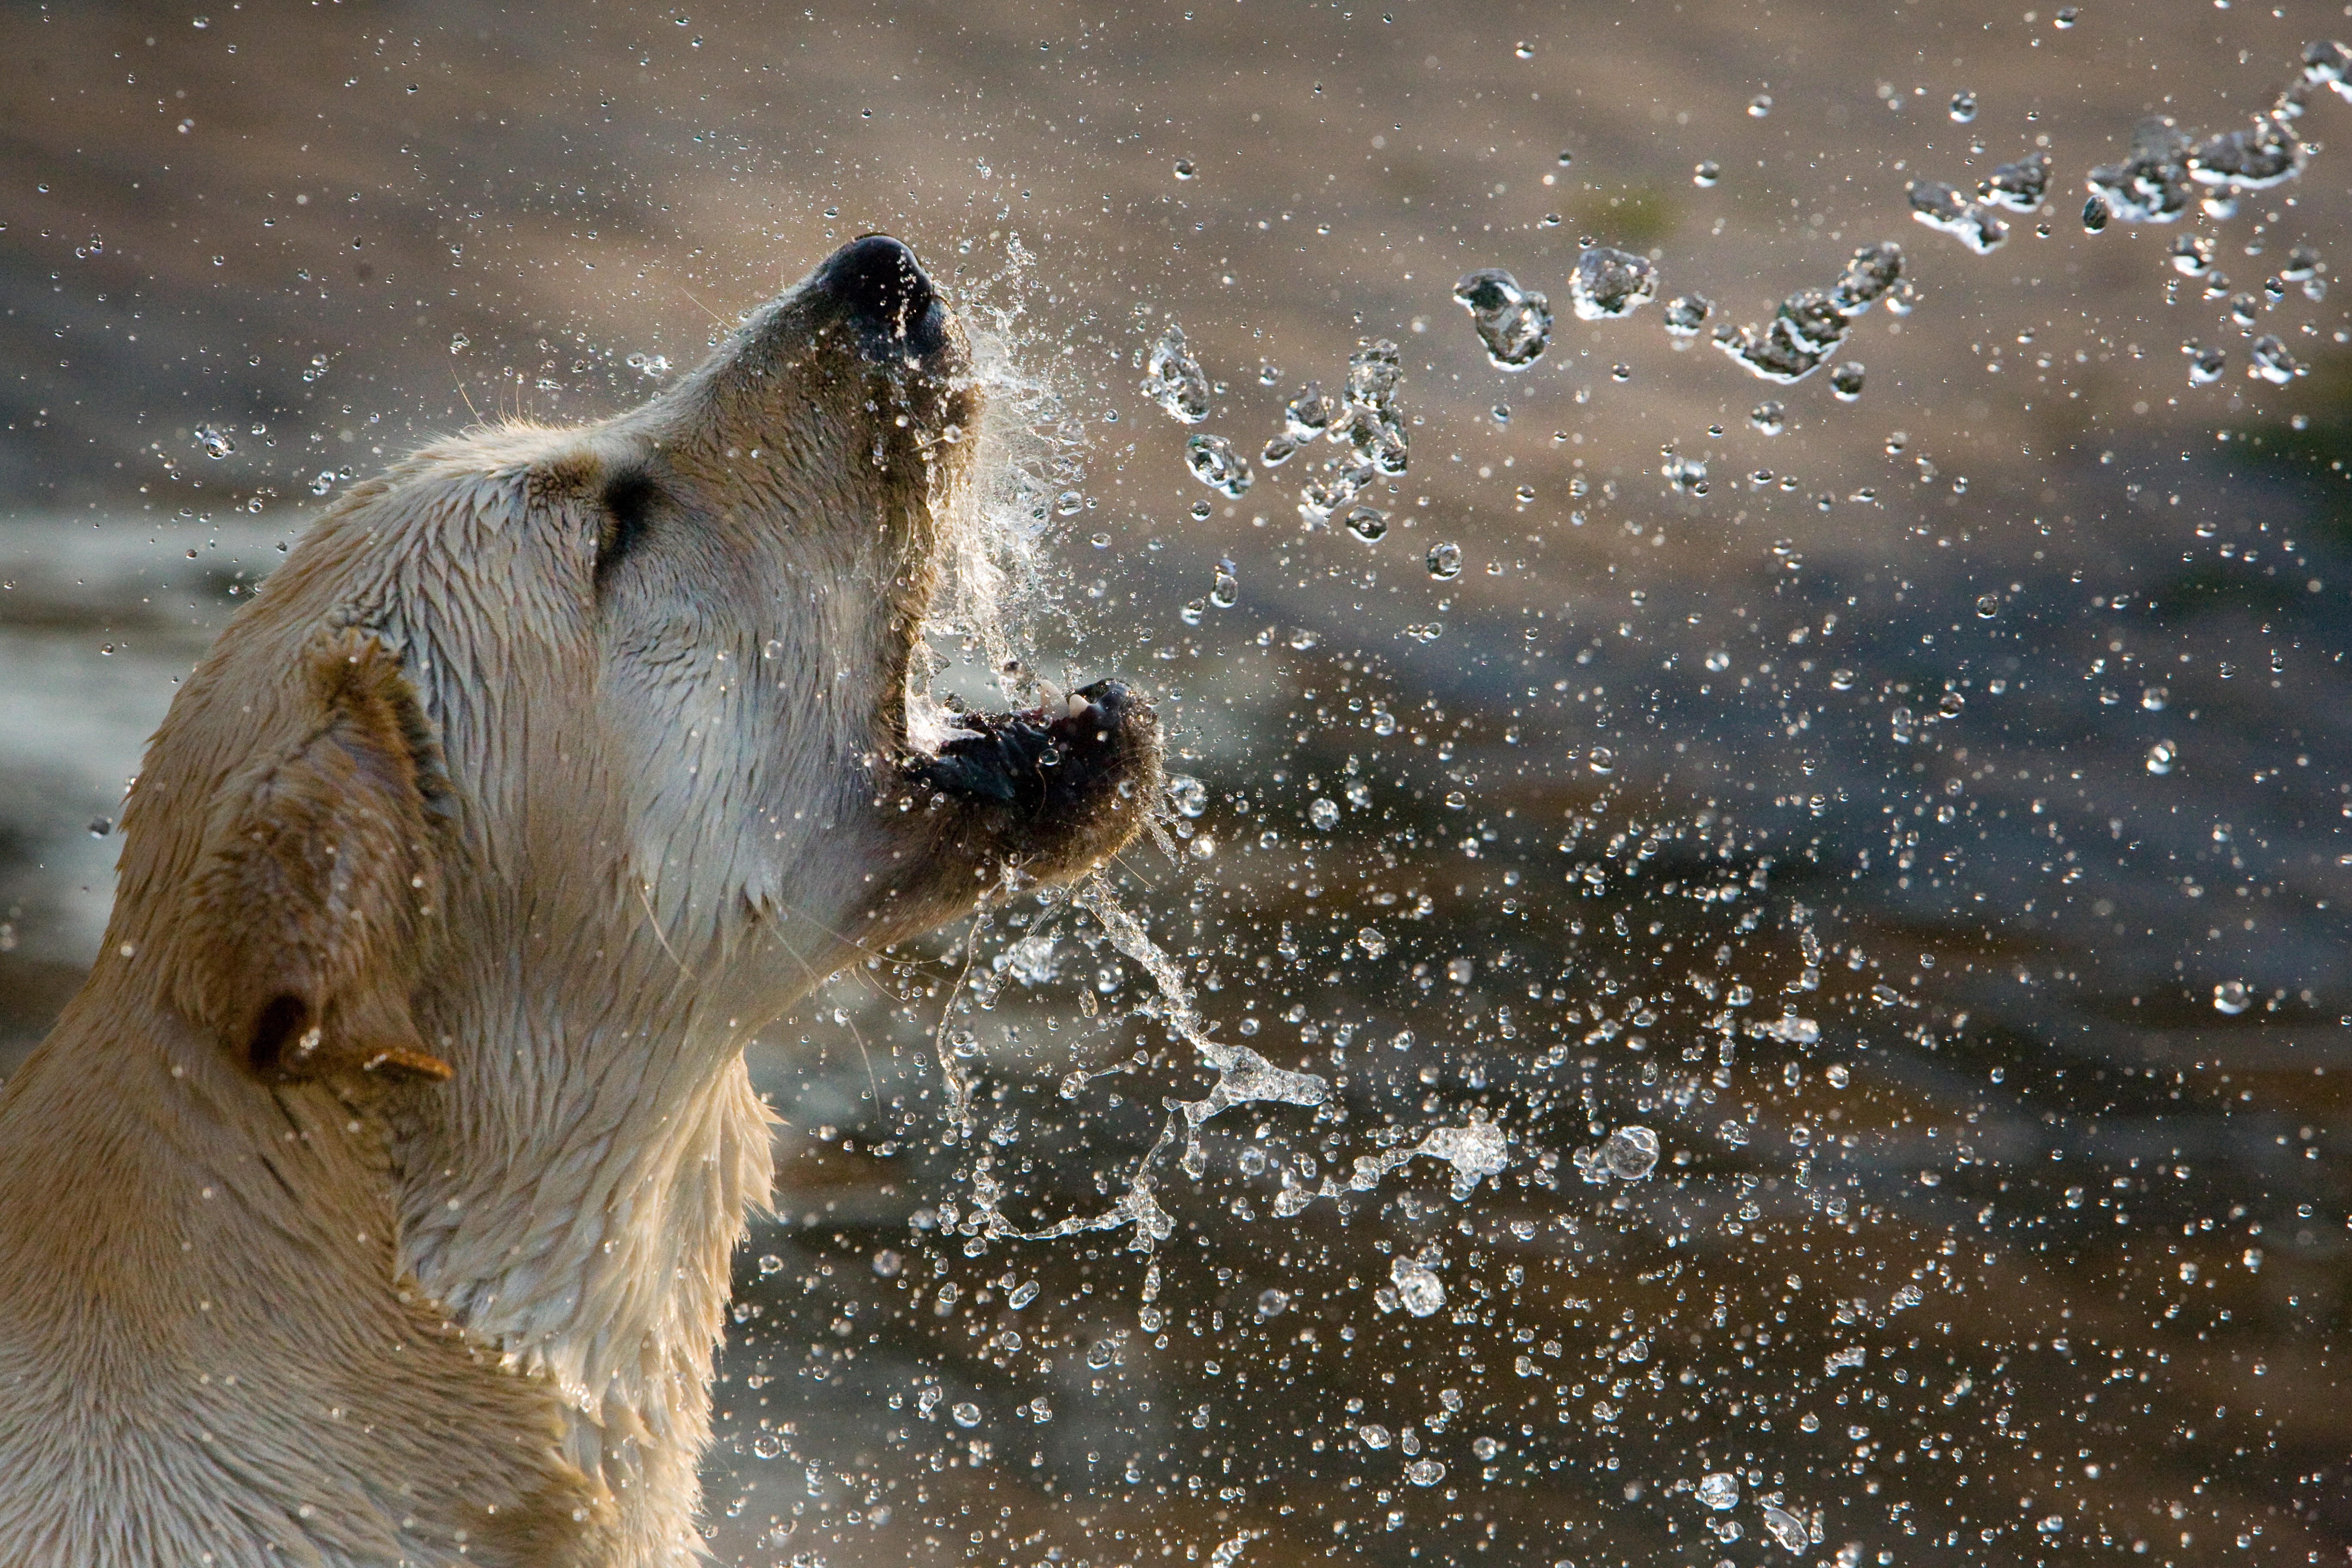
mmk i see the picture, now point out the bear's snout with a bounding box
[809,233,949,361]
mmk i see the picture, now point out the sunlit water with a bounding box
[2,5,2349,1566]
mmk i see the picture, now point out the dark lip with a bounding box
[905,680,1147,813]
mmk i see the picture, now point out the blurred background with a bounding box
[2,2,2346,1564]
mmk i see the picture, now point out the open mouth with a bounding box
[905,680,1149,816]
[825,232,1159,853]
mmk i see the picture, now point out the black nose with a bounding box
[811,233,945,358]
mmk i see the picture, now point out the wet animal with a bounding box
[0,236,1159,1568]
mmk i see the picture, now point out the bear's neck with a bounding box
[393,1005,776,1563]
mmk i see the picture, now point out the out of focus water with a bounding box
[2,3,2346,1564]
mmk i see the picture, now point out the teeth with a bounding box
[1036,677,1064,712]
[1067,692,1092,719]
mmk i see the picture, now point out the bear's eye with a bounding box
[596,470,659,592]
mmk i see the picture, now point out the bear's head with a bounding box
[122,235,1160,1085]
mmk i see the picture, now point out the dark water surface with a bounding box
[2,3,2345,1565]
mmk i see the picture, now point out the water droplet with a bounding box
[2141,685,2168,712]
[1662,453,1708,494]
[1748,93,1772,117]
[1601,1124,1659,1180]
[1587,747,1616,775]
[193,424,236,460]
[1611,363,1633,382]
[1978,151,2052,211]
[1259,434,1298,467]
[1908,179,2007,252]
[951,1402,982,1428]
[1884,430,1909,454]
[1090,532,1112,549]
[1976,593,2000,618]
[448,332,470,353]
[1569,247,1658,320]
[1407,1459,1446,1487]
[1425,541,1463,579]
[1513,40,1534,59]
[2087,118,2195,224]
[1008,1280,1039,1309]
[1345,336,1403,409]
[1692,159,1722,187]
[1357,927,1389,958]
[625,350,671,377]
[1344,504,1389,543]
[2210,979,2251,1015]
[1829,362,1866,400]
[88,817,112,838]
[1360,1422,1393,1449]
[1167,775,1209,818]
[1663,294,1714,336]
[1698,1472,1740,1510]
[1173,157,1196,180]
[2053,4,2078,26]
[2146,739,2178,774]
[1825,1063,1851,1088]
[1453,267,1553,368]
[1257,1288,1290,1317]
[750,1432,784,1460]
[1288,627,1319,650]
[758,1254,784,1276]
[1210,560,1240,607]
[1309,797,1341,831]
[871,1248,902,1277]
[1829,668,1856,690]
[1949,90,1978,123]
[1761,1503,1810,1553]
[1750,400,1787,435]
[1283,381,1336,441]
[1390,1256,1446,1316]
[2081,193,2111,232]
[1704,650,1731,672]
[1556,149,1574,167]
[1185,432,1255,497]
[1142,321,1211,423]
[1180,598,1207,626]
[2248,334,2304,384]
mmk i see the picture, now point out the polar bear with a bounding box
[0,235,1159,1568]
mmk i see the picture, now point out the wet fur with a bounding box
[0,249,1158,1567]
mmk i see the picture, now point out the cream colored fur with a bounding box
[0,247,1155,1567]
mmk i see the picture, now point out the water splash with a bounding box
[948,879,1334,1253]
[1142,319,1212,423]
[1568,246,1658,320]
[1452,267,1553,368]
[1184,432,1255,497]
[1977,151,2052,211]
[1714,243,1908,383]
[1907,179,2009,252]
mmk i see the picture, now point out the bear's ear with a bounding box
[174,630,454,1085]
